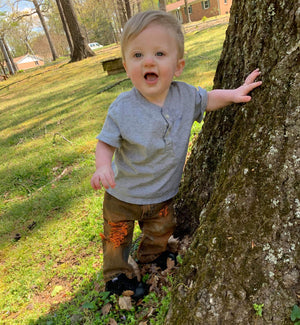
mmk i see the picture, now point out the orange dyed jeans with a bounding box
[101,192,176,282]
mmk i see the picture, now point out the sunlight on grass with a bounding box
[0,23,227,323]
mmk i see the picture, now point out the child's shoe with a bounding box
[151,250,177,270]
[105,273,147,300]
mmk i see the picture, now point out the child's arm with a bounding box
[91,140,116,190]
[206,69,262,112]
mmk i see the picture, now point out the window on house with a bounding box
[184,5,192,16]
[201,0,210,9]
[224,0,227,4]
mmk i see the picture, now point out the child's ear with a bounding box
[174,59,185,77]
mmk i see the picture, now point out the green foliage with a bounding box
[291,305,300,324]
[253,303,264,317]
[151,286,172,324]
[176,254,183,264]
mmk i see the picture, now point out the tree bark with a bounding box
[55,0,73,56]
[0,37,15,74]
[116,0,127,28]
[3,38,18,72]
[124,0,131,20]
[59,0,95,62]
[32,0,58,61]
[158,0,166,11]
[167,0,299,324]
[0,60,8,77]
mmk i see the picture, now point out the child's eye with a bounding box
[156,52,164,57]
[134,53,142,58]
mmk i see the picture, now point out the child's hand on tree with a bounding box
[232,68,262,103]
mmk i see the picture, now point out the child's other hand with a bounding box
[233,68,262,103]
[91,166,116,190]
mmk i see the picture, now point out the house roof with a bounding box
[166,0,199,12]
[13,54,44,64]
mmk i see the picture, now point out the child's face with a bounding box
[123,23,185,106]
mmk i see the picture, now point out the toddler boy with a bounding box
[91,10,262,300]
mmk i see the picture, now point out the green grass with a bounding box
[0,22,227,324]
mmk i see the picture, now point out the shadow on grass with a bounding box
[29,271,111,325]
[0,86,101,147]
[0,153,96,246]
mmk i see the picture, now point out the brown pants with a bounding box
[102,192,176,282]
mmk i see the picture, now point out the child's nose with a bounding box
[143,55,155,66]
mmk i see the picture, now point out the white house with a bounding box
[13,54,44,71]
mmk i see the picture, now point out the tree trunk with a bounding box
[3,38,18,72]
[124,0,131,20]
[32,0,58,61]
[158,0,166,11]
[0,37,15,75]
[59,0,95,62]
[116,0,127,28]
[167,0,299,324]
[184,0,192,23]
[55,0,73,56]
[0,60,8,78]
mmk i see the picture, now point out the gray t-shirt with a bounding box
[97,81,207,204]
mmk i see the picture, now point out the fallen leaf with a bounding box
[118,296,132,310]
[148,263,160,274]
[122,290,134,296]
[146,307,155,317]
[108,318,118,325]
[128,256,141,281]
[94,281,101,292]
[148,274,159,292]
[166,257,175,270]
[101,303,112,316]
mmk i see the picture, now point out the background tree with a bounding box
[5,13,35,56]
[158,0,166,11]
[59,0,94,62]
[0,10,18,74]
[184,0,191,23]
[74,0,115,46]
[167,0,299,324]
[31,0,58,60]
[8,0,59,61]
[54,0,73,55]
[0,36,17,73]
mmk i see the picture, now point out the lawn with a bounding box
[0,23,227,324]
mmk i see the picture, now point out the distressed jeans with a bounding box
[101,192,176,282]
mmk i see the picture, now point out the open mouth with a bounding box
[144,72,158,81]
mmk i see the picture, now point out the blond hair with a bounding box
[121,10,185,59]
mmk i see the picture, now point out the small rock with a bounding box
[14,233,21,241]
[27,221,36,230]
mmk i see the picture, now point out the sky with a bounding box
[0,0,34,13]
